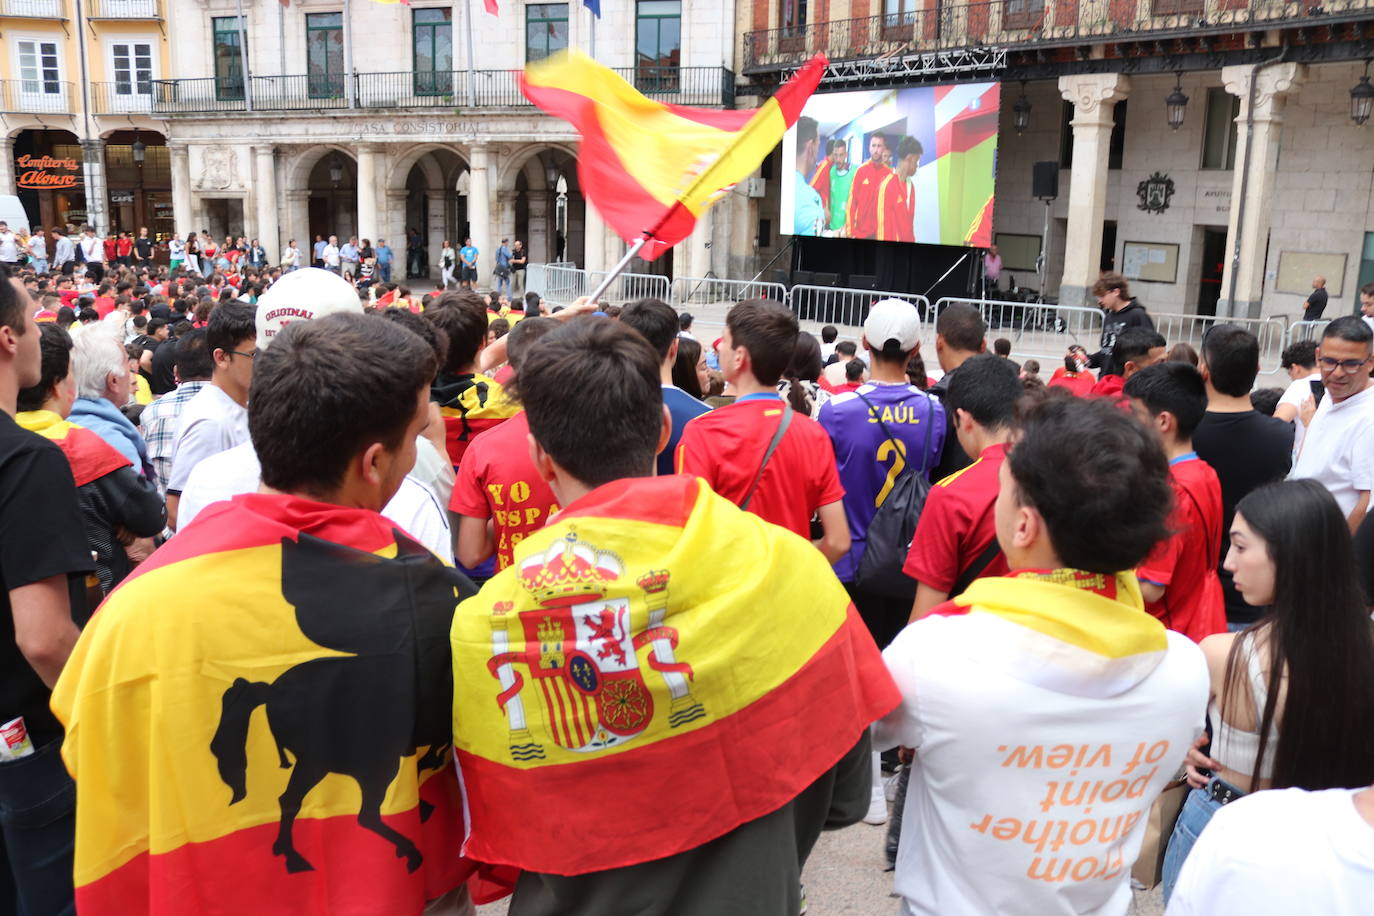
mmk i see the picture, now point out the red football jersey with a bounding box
[449,412,561,571]
[1048,367,1097,398]
[902,443,1011,592]
[676,397,844,539]
[876,173,915,243]
[845,160,893,240]
[1137,454,1226,642]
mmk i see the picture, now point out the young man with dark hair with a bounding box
[1087,271,1155,377]
[822,339,859,382]
[619,297,710,476]
[877,395,1208,915]
[18,324,165,595]
[1089,326,1166,403]
[55,312,477,914]
[904,353,1020,622]
[819,324,839,362]
[426,290,521,470]
[1125,362,1226,641]
[929,302,988,478]
[450,316,563,573]
[1274,338,1320,450]
[138,328,213,498]
[677,299,849,561]
[1291,315,1374,533]
[164,300,256,528]
[0,268,92,916]
[792,116,825,236]
[450,316,899,915]
[876,135,922,243]
[1193,325,1293,628]
[847,132,894,240]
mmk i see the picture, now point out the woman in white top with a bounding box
[1162,478,1374,902]
[281,239,302,271]
[438,240,456,289]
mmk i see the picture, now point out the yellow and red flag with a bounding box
[16,409,130,485]
[451,475,900,874]
[431,372,519,470]
[51,494,476,915]
[521,51,827,260]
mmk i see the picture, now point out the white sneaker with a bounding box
[864,793,888,825]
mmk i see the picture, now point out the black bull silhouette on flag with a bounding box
[209,531,476,874]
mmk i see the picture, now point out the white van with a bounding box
[0,196,32,235]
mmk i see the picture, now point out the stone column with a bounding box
[682,212,712,280]
[284,189,310,258]
[80,138,109,236]
[583,201,609,272]
[355,142,382,245]
[1218,62,1305,319]
[527,191,550,263]
[253,145,280,262]
[384,189,408,270]
[1056,73,1130,308]
[169,142,193,235]
[0,136,15,198]
[467,144,493,283]
[425,189,446,281]
[496,190,516,245]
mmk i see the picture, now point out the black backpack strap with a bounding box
[950,537,1002,598]
[741,406,792,512]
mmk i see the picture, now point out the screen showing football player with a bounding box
[876,136,922,244]
[810,139,854,235]
[792,116,825,237]
[846,132,894,241]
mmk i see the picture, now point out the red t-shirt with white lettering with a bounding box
[676,396,844,539]
[902,443,1011,592]
[449,411,560,571]
[1137,454,1226,642]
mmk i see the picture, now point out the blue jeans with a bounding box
[0,738,76,916]
[495,271,511,297]
[1161,780,1234,904]
[30,259,48,275]
[379,263,392,283]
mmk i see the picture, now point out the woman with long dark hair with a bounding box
[777,332,830,417]
[1162,478,1374,900]
[672,336,708,401]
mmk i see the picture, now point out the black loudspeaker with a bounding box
[1032,161,1059,201]
[849,274,877,290]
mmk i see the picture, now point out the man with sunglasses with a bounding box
[1291,316,1374,533]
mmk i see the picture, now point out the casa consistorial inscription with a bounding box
[358,119,477,136]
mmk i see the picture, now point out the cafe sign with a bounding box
[16,154,81,190]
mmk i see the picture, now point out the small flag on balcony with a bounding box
[521,51,826,261]
[483,0,498,13]
[583,0,600,15]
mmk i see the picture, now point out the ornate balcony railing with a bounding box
[89,80,155,114]
[0,0,64,17]
[85,0,160,17]
[150,66,735,115]
[745,0,1374,70]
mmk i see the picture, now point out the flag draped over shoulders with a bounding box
[520,51,826,260]
[51,493,474,916]
[451,474,899,875]
[17,410,130,485]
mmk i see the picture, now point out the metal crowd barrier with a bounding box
[937,298,1105,363]
[1149,311,1288,374]
[790,285,931,328]
[1285,319,1330,345]
[540,265,671,309]
[670,276,788,309]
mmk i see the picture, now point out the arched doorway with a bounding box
[11,127,83,230]
[101,128,170,239]
[307,150,357,241]
[504,146,583,266]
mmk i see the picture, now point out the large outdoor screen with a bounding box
[780,82,1000,248]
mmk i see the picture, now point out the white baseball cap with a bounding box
[863,298,922,352]
[255,267,363,348]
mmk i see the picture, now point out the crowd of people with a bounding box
[2,248,1373,916]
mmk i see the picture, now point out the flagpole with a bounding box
[587,235,649,303]
[464,0,478,108]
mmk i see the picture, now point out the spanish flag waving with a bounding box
[522,51,827,260]
[451,475,900,874]
[51,493,476,915]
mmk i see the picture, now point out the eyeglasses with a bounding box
[1318,356,1370,373]
[229,350,256,361]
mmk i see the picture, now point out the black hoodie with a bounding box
[1088,300,1154,377]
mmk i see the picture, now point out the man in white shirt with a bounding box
[78,227,105,282]
[323,235,341,273]
[1168,785,1374,916]
[1360,282,1374,335]
[1274,339,1321,458]
[874,395,1207,916]
[51,228,75,274]
[165,300,256,527]
[1290,316,1374,533]
[0,221,21,270]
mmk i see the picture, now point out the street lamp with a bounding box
[329,154,344,186]
[131,131,146,165]
[1012,82,1032,135]
[1165,73,1189,131]
[1351,61,1374,126]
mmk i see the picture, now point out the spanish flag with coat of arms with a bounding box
[51,493,478,914]
[521,51,827,261]
[451,474,901,874]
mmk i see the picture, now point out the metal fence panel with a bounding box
[1149,311,1288,374]
[669,276,788,309]
[939,298,1106,363]
[791,285,931,328]
[582,270,672,306]
[1285,319,1330,346]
